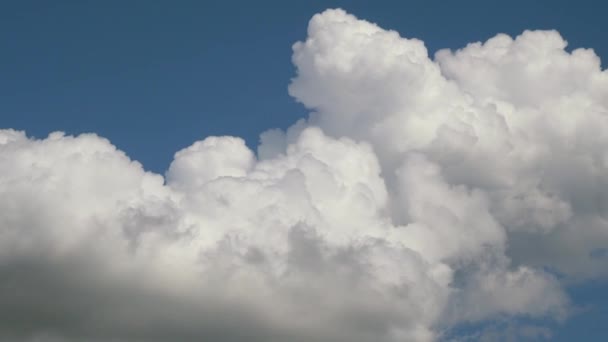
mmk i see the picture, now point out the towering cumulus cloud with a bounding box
[1,8,607,342]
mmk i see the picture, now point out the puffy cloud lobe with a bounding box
[0,128,448,342]
[287,9,608,279]
[0,7,606,342]
[167,136,255,191]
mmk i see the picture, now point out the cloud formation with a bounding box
[1,8,607,342]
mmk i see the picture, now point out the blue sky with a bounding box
[2,0,607,174]
[1,1,607,341]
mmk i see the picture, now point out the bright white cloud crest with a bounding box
[1,8,607,342]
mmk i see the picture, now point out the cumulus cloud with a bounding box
[1,8,607,342]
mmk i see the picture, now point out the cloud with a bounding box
[1,8,606,342]
[287,8,608,280]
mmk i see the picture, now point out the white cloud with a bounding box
[1,8,607,341]
[286,8,608,280]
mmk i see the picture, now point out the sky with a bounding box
[3,0,607,173]
[1,1,607,341]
